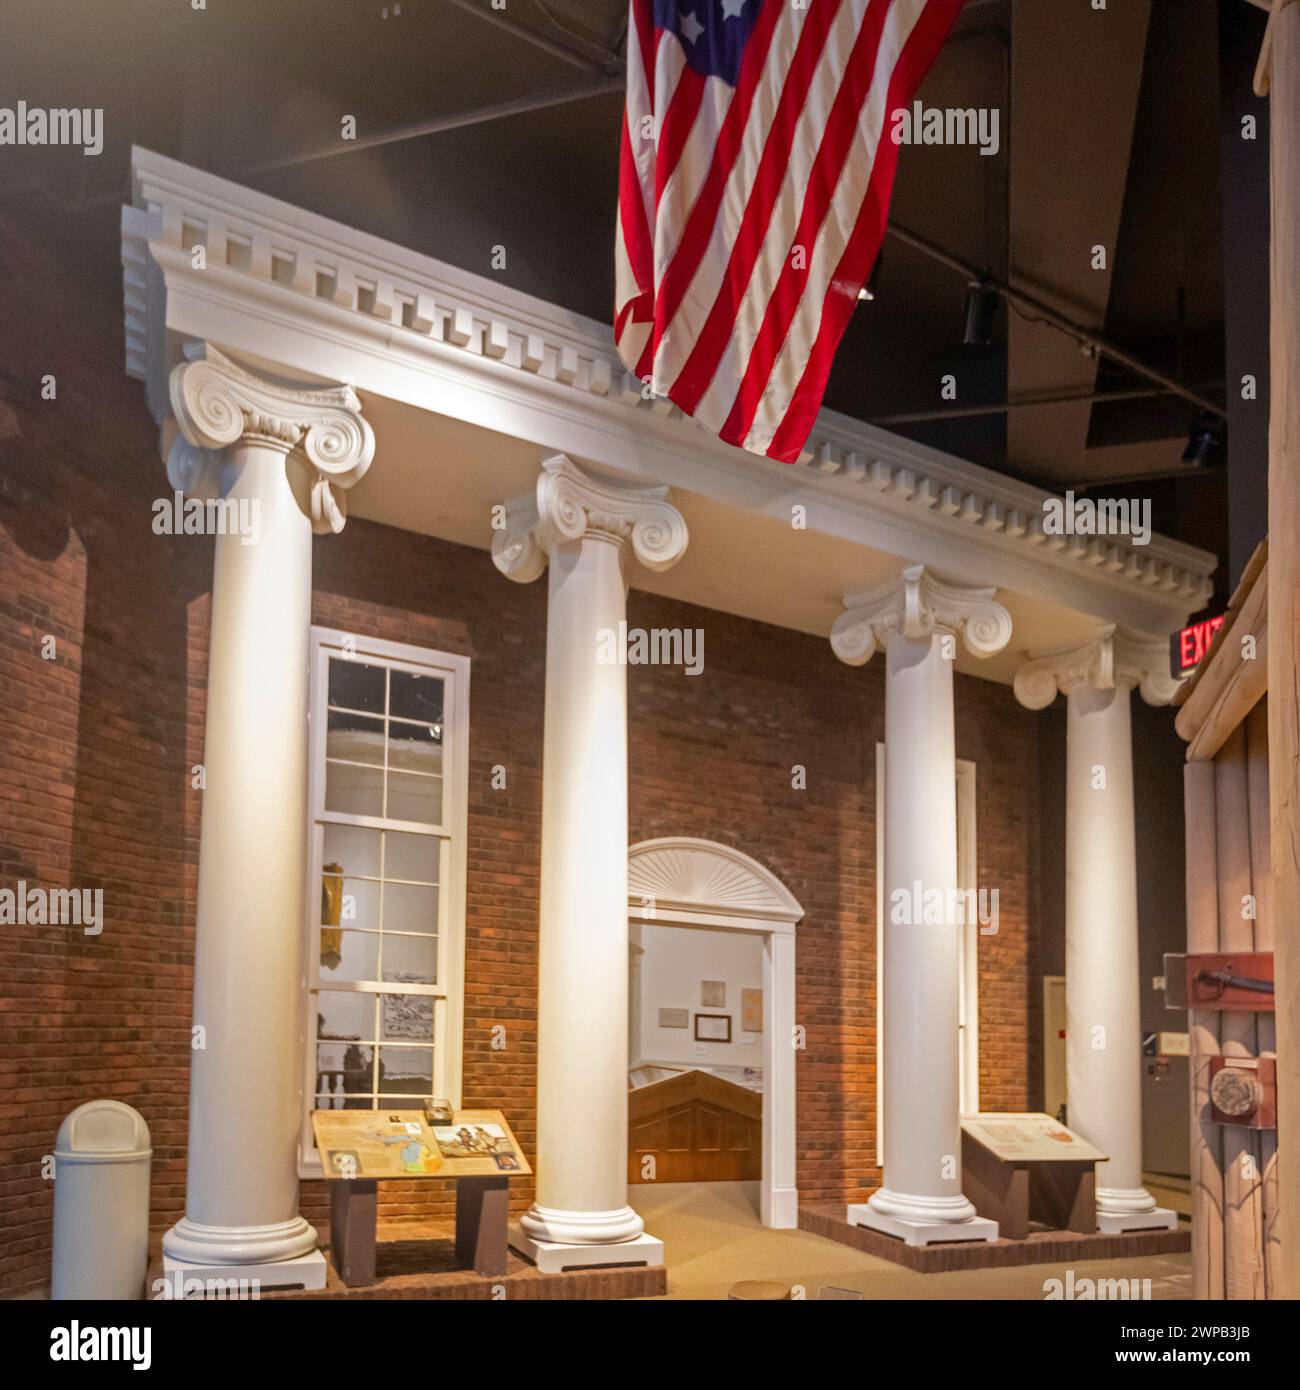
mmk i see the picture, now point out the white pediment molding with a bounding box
[121,147,1216,635]
[628,837,803,928]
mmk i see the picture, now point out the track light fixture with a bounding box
[1182,413,1225,469]
[962,278,999,346]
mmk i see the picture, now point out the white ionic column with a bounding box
[161,343,373,1285]
[832,565,1010,1245]
[493,454,687,1272]
[1015,626,1179,1233]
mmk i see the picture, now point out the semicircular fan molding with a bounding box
[627,838,803,924]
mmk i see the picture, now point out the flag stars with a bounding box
[721,0,749,17]
[679,9,704,45]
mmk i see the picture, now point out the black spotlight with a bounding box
[1182,412,1225,468]
[962,278,999,346]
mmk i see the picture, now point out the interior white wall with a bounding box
[630,922,764,1071]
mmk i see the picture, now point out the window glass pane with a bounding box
[326,711,385,766]
[323,824,382,879]
[384,831,438,884]
[383,881,438,936]
[386,770,441,825]
[381,932,437,987]
[319,929,379,983]
[315,1093,374,1112]
[317,1041,374,1094]
[329,659,385,714]
[381,992,434,1042]
[390,671,444,725]
[378,1046,433,1095]
[325,761,383,818]
[320,877,380,931]
[387,720,443,777]
[316,992,374,1042]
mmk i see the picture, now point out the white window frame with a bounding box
[298,626,470,1178]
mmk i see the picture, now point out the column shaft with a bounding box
[526,534,642,1242]
[1064,682,1149,1209]
[166,445,318,1264]
[874,632,974,1221]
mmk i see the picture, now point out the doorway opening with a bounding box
[626,838,803,1229]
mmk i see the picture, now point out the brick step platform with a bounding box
[259,1222,667,1300]
[800,1203,1190,1274]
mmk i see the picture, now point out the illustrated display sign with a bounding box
[960,1112,1106,1163]
[312,1108,532,1180]
[312,1111,443,1179]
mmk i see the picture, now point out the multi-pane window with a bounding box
[302,629,469,1162]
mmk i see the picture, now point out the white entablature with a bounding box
[121,146,1216,647]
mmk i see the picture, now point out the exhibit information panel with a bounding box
[311,1108,531,1180]
[960,1112,1107,1163]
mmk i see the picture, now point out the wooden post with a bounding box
[1215,728,1266,1299]
[1246,703,1282,1296]
[1185,759,1224,1300]
[1261,0,1300,1305]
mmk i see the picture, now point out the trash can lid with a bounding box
[55,1100,151,1157]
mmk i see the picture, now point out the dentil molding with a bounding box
[1013,624,1183,709]
[830,564,1013,667]
[491,454,688,583]
[166,341,375,534]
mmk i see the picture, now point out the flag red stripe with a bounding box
[765,0,965,461]
[649,0,789,349]
[718,0,893,449]
[618,112,654,292]
[667,0,845,414]
[654,58,707,202]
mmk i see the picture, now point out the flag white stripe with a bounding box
[742,0,927,452]
[687,0,865,435]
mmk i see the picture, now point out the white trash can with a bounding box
[52,1100,152,1300]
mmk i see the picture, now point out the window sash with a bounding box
[300,627,469,1177]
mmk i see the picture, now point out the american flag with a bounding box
[615,0,965,463]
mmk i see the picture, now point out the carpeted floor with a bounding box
[633,1181,1193,1300]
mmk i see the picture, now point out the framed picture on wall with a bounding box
[741,988,763,1032]
[701,980,726,1008]
[658,1007,689,1029]
[694,1013,731,1042]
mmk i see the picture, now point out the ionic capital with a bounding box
[1013,624,1181,709]
[165,342,375,534]
[492,453,688,583]
[829,564,1012,667]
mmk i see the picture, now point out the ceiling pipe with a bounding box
[884,223,1226,420]
[440,0,615,74]
[870,386,1177,426]
[235,78,625,177]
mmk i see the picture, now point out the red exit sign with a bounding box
[1170,613,1225,679]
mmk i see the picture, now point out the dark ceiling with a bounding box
[1,0,1265,592]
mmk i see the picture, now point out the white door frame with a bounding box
[627,837,804,1229]
[874,746,980,1164]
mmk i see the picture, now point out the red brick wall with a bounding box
[0,215,1042,1296]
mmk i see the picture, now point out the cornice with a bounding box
[830,564,1012,666]
[168,342,374,534]
[121,147,1216,624]
[492,453,688,583]
[1013,625,1182,709]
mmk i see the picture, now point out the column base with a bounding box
[1095,1207,1179,1235]
[516,1202,644,1245]
[158,1249,327,1298]
[848,1201,999,1247]
[509,1225,664,1274]
[162,1214,319,1266]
